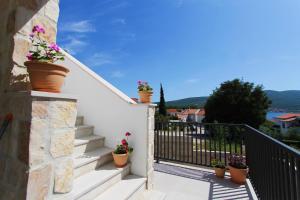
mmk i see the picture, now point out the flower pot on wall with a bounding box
[24,61,69,93]
[228,166,248,184]
[112,152,129,167]
[139,91,152,103]
[214,167,226,178]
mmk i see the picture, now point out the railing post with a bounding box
[156,122,160,163]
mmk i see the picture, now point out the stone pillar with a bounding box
[0,1,62,199]
[146,105,156,190]
[0,91,77,200]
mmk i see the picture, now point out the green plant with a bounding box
[26,25,64,63]
[204,79,271,128]
[211,159,225,169]
[138,81,153,92]
[114,132,133,154]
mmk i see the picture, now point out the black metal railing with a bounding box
[154,121,300,200]
[244,125,300,200]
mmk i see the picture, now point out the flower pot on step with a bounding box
[112,152,129,167]
[228,165,248,184]
[214,167,226,178]
[139,91,153,103]
[24,61,69,93]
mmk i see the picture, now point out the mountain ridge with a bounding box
[164,90,300,112]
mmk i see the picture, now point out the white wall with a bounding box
[59,52,155,177]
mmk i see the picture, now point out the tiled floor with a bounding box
[153,162,256,200]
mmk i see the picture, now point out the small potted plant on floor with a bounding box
[24,25,68,93]
[112,132,133,167]
[212,159,226,178]
[138,81,153,103]
[228,154,248,184]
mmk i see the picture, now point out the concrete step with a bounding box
[94,175,147,200]
[75,125,94,138]
[74,147,113,178]
[75,116,84,126]
[53,162,130,200]
[74,135,105,156]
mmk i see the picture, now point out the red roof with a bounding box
[167,109,178,113]
[276,113,300,120]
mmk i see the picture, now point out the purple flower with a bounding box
[29,33,35,38]
[138,80,142,85]
[48,43,60,52]
[32,25,45,34]
[26,53,33,61]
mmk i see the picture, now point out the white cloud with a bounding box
[86,53,114,67]
[111,70,124,78]
[111,18,127,25]
[186,78,199,83]
[61,20,96,33]
[61,36,88,55]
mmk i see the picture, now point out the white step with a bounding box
[75,125,94,138]
[94,175,147,200]
[76,116,84,126]
[74,135,105,156]
[53,163,130,200]
[74,147,113,178]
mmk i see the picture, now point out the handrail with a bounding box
[0,113,13,140]
[244,124,300,156]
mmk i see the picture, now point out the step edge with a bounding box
[74,148,113,169]
[74,164,131,199]
[74,135,105,146]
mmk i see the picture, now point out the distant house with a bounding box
[274,113,300,133]
[167,109,181,117]
[181,109,205,123]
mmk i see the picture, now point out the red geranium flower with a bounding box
[121,139,128,146]
[125,132,131,137]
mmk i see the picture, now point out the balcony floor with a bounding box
[153,162,257,200]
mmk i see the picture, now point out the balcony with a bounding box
[154,122,300,200]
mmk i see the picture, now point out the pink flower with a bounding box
[121,139,128,146]
[49,43,60,52]
[26,53,33,61]
[125,132,131,137]
[32,25,45,34]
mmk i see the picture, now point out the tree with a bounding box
[204,79,271,128]
[159,83,167,116]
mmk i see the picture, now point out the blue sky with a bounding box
[57,0,300,101]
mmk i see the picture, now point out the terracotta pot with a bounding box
[139,91,153,103]
[214,167,226,178]
[228,165,248,184]
[24,61,69,93]
[112,152,129,167]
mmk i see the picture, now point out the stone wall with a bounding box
[0,91,77,200]
[0,1,62,199]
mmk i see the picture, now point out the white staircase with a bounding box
[54,116,147,200]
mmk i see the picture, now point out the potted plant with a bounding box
[24,25,68,93]
[228,154,248,184]
[138,81,153,103]
[212,159,226,178]
[112,132,133,167]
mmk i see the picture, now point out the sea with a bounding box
[266,112,288,121]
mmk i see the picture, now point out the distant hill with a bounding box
[165,90,300,112]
